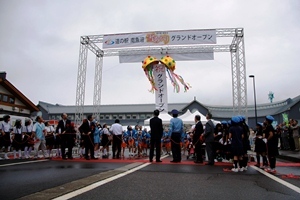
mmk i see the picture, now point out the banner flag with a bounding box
[153,64,168,113]
[103,29,216,49]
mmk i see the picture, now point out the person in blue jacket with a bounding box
[169,109,184,163]
[93,122,101,158]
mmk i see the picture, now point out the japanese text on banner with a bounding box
[153,64,168,113]
[103,29,216,49]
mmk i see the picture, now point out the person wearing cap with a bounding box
[0,115,12,159]
[126,125,136,157]
[229,116,244,172]
[220,121,230,162]
[239,116,250,171]
[136,126,143,158]
[193,115,204,163]
[12,119,23,159]
[162,129,171,155]
[203,112,215,165]
[254,122,268,168]
[264,115,278,173]
[168,109,184,163]
[149,109,164,162]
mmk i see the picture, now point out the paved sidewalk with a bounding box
[248,149,300,162]
[278,149,300,162]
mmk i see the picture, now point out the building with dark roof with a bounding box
[0,72,39,120]
[2,71,298,129]
[38,95,300,128]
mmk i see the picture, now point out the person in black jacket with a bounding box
[193,115,204,163]
[149,109,164,162]
[56,113,71,160]
[79,115,96,160]
[203,112,215,165]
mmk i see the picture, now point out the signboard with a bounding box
[153,64,168,113]
[119,52,214,63]
[103,29,216,49]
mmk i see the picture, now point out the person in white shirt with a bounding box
[45,121,55,158]
[110,119,123,159]
[12,119,23,159]
[22,119,34,159]
[101,124,111,158]
[0,115,12,159]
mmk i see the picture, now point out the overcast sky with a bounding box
[0,0,299,108]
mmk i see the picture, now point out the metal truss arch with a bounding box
[75,28,247,124]
[75,42,88,126]
[93,55,103,122]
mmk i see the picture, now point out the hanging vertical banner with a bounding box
[153,64,168,113]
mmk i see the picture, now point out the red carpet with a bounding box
[49,157,300,167]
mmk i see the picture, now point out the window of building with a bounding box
[105,115,110,119]
[146,115,151,118]
[126,115,131,119]
[119,115,123,119]
[113,115,117,119]
[2,95,8,102]
[100,115,104,119]
[132,115,137,119]
[9,97,15,104]
[0,93,15,105]
[140,114,145,119]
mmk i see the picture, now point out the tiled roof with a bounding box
[43,103,188,114]
[39,95,300,118]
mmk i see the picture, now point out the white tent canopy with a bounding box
[144,110,221,126]
[180,110,207,125]
[144,112,172,125]
[122,125,151,131]
[178,109,192,120]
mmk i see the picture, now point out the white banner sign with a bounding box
[153,64,168,113]
[103,29,216,49]
[119,52,214,63]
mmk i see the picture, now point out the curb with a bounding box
[278,154,300,163]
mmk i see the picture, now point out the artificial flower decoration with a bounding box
[142,55,191,92]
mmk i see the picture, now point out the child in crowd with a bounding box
[254,122,268,168]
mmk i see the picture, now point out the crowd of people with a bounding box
[0,114,77,160]
[0,111,299,174]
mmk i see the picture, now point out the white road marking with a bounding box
[0,159,48,167]
[53,162,151,200]
[159,154,169,159]
[53,154,169,200]
[251,165,300,194]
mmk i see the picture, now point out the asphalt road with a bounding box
[70,158,300,200]
[0,156,300,200]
